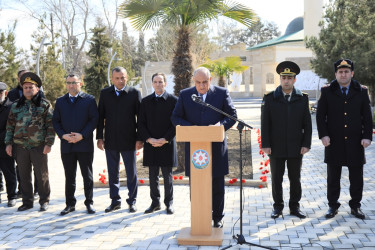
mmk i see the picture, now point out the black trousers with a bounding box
[15,144,50,206]
[0,157,17,200]
[327,164,363,209]
[16,165,38,194]
[148,166,173,207]
[270,156,302,210]
[61,152,94,207]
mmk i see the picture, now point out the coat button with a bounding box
[345,101,347,104]
[344,125,347,128]
[344,112,347,115]
[345,136,348,139]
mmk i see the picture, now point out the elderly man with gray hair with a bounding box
[171,67,237,228]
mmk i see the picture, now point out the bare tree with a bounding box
[16,0,91,73]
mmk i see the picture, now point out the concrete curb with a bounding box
[94,177,268,188]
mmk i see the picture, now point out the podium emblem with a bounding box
[192,149,209,169]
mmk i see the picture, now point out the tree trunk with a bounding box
[218,76,226,87]
[172,25,193,172]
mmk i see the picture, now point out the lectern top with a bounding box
[176,125,225,142]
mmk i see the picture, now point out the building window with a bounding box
[266,73,274,84]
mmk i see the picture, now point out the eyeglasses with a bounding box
[66,81,80,85]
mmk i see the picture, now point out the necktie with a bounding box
[70,96,76,103]
[155,96,162,102]
[198,94,204,102]
[342,87,347,97]
[285,94,290,102]
[116,90,122,96]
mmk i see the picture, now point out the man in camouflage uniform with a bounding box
[5,72,55,212]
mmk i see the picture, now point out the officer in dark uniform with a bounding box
[316,59,372,219]
[261,61,312,219]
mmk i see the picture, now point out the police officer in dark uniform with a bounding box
[316,59,372,219]
[261,61,312,219]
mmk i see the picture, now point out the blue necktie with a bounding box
[116,90,122,96]
[342,87,347,97]
[70,96,76,103]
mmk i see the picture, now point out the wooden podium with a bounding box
[176,125,224,246]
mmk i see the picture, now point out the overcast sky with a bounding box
[0,0,320,50]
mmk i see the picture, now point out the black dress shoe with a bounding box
[86,204,96,214]
[60,206,75,215]
[290,209,306,219]
[213,220,223,228]
[271,209,283,219]
[40,203,49,211]
[18,204,33,211]
[129,204,137,213]
[325,207,338,218]
[166,206,174,215]
[8,199,16,207]
[105,204,121,213]
[351,208,365,219]
[144,204,161,214]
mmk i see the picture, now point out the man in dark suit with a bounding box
[97,67,143,213]
[316,59,372,219]
[261,61,312,219]
[138,73,177,215]
[53,74,98,215]
[0,82,17,207]
[171,67,237,228]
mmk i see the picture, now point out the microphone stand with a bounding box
[192,97,275,250]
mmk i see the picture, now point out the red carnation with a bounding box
[259,167,263,170]
[179,176,183,180]
[139,179,145,184]
[259,184,263,188]
[103,169,106,173]
[229,180,233,184]
[232,178,237,183]
[242,179,246,183]
[173,176,178,180]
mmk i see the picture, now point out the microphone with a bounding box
[191,94,201,103]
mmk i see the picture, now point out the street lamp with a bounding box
[36,35,52,76]
[107,52,117,86]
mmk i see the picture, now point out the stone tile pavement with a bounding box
[0,98,375,249]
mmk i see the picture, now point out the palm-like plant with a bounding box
[120,0,256,171]
[119,0,257,95]
[200,56,249,87]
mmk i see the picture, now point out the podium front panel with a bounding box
[190,142,212,236]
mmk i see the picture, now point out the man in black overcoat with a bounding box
[316,59,372,219]
[97,67,143,213]
[261,61,312,219]
[0,82,17,207]
[138,73,177,215]
[53,74,98,215]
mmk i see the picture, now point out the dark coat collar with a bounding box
[329,79,361,92]
[111,85,130,94]
[273,86,303,99]
[16,92,42,108]
[152,91,168,100]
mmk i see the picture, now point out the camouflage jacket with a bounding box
[5,98,55,149]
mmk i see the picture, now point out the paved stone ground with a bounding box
[1,98,375,249]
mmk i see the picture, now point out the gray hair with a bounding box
[66,73,81,81]
[112,67,127,75]
[193,67,211,78]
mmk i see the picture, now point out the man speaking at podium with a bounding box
[171,67,237,228]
